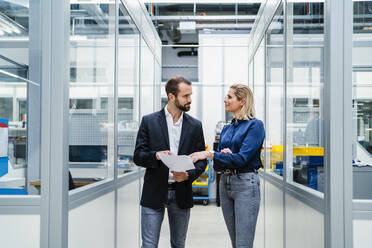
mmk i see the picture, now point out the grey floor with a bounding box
[158,203,231,248]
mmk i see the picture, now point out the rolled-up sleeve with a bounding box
[213,120,265,170]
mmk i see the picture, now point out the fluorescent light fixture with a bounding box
[142,0,264,3]
[2,0,29,8]
[70,0,114,3]
[0,16,21,35]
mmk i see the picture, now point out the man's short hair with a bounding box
[165,76,191,98]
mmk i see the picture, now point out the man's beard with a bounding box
[175,98,191,112]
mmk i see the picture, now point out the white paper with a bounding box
[0,128,8,157]
[158,154,195,172]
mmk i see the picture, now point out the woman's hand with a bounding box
[221,148,232,154]
[189,151,209,163]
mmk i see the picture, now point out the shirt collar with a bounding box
[231,118,249,126]
[164,105,183,125]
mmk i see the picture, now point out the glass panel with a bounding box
[196,3,235,15]
[248,61,253,89]
[265,5,284,177]
[286,1,325,193]
[352,0,372,199]
[69,1,115,185]
[254,39,265,170]
[117,3,140,176]
[140,38,154,116]
[0,1,41,195]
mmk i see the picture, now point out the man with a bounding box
[133,76,207,248]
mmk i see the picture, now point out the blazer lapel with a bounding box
[178,114,190,154]
[158,109,170,148]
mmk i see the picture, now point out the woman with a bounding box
[190,84,265,248]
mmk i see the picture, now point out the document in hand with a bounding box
[157,153,195,172]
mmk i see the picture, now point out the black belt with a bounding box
[168,182,176,190]
[223,167,259,175]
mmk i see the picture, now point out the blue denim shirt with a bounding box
[213,118,265,171]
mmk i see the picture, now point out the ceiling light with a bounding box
[142,0,264,3]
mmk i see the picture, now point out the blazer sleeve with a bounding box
[187,122,207,182]
[213,120,265,170]
[133,116,160,168]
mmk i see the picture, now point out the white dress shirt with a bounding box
[164,105,183,183]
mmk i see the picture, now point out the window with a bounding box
[0,97,13,121]
[286,1,325,192]
[265,5,284,177]
[352,0,372,199]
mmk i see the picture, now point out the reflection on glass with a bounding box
[0,1,40,195]
[286,1,325,193]
[265,5,284,177]
[69,2,115,185]
[352,0,372,199]
[117,4,140,176]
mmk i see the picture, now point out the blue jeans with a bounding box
[141,190,190,248]
[220,172,261,248]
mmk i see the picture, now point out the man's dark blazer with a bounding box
[133,108,207,210]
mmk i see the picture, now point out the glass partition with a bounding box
[265,5,284,177]
[140,38,155,116]
[352,0,372,199]
[254,39,266,170]
[248,61,253,89]
[286,1,325,193]
[0,1,42,195]
[116,3,140,176]
[69,2,116,185]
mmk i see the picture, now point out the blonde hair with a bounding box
[230,84,256,120]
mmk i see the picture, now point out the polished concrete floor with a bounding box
[158,202,232,248]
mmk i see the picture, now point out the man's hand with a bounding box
[171,171,189,182]
[156,150,173,160]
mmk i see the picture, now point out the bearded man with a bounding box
[133,76,207,248]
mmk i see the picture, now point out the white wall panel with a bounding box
[264,181,283,248]
[199,34,250,146]
[285,193,324,248]
[0,214,40,248]
[354,218,372,248]
[254,177,265,248]
[69,192,115,248]
[117,180,140,248]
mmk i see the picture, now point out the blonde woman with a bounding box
[190,84,265,248]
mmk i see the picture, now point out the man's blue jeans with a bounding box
[220,172,261,248]
[141,190,190,248]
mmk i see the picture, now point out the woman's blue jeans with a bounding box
[220,172,261,248]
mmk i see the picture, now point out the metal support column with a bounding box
[324,0,353,247]
[40,0,70,247]
[27,0,42,195]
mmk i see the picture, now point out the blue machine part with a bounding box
[0,188,28,195]
[296,155,324,166]
[0,119,9,178]
[307,166,318,190]
[274,161,283,176]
